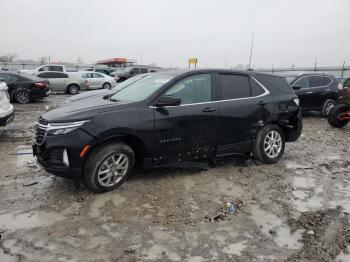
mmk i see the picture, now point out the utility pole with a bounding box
[314,58,318,71]
[140,50,143,66]
[224,51,228,69]
[248,34,254,70]
[341,60,346,77]
[48,55,51,64]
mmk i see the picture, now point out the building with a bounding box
[96,58,136,68]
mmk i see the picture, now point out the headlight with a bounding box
[47,120,90,136]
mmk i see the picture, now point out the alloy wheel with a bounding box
[263,130,282,158]
[16,90,30,103]
[97,153,129,187]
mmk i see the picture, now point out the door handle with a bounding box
[202,107,216,113]
[307,91,312,94]
[257,101,267,106]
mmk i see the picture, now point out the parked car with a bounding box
[64,73,150,104]
[82,67,118,76]
[36,71,82,94]
[33,69,302,192]
[283,73,342,117]
[112,67,151,82]
[19,64,66,75]
[0,81,14,134]
[343,77,350,88]
[0,72,50,103]
[77,72,117,90]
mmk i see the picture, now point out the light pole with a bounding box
[140,50,143,66]
[248,34,254,70]
[224,51,228,69]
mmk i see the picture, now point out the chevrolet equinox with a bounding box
[33,69,302,192]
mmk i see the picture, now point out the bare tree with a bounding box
[0,53,18,62]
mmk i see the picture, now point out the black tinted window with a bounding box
[49,66,63,72]
[0,73,18,82]
[165,74,212,105]
[323,76,332,86]
[37,72,53,78]
[141,68,148,73]
[250,78,265,96]
[218,74,250,99]
[130,68,139,74]
[292,77,308,89]
[309,76,324,87]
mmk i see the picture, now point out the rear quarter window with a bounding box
[254,74,294,94]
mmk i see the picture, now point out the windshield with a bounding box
[110,73,174,102]
[111,74,149,91]
[285,76,297,84]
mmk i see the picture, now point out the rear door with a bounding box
[308,75,329,108]
[154,73,218,163]
[215,73,268,155]
[92,73,105,88]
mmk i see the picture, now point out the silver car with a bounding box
[36,71,116,94]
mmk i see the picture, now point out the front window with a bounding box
[93,73,104,78]
[292,77,308,89]
[164,74,212,105]
[110,73,173,102]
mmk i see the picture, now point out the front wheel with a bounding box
[83,142,135,193]
[253,124,285,164]
[327,104,350,128]
[320,99,336,117]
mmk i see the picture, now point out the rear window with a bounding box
[309,76,324,87]
[218,74,251,100]
[254,74,294,94]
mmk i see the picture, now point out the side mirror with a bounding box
[154,96,181,107]
[293,85,302,90]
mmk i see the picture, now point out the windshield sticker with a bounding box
[154,79,170,84]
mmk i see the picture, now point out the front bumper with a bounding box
[0,104,14,127]
[33,128,96,182]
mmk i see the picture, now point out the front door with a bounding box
[154,73,217,163]
[292,76,314,110]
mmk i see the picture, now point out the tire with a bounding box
[14,88,30,104]
[102,82,111,89]
[320,99,336,117]
[83,142,135,193]
[253,124,285,164]
[327,104,349,128]
[67,84,80,94]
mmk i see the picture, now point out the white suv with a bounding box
[0,81,14,134]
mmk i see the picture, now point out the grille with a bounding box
[34,124,47,144]
[48,148,65,167]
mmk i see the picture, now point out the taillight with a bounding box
[35,82,47,88]
[293,97,300,107]
[338,83,343,90]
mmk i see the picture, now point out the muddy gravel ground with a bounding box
[0,94,350,262]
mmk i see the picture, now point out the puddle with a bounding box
[89,192,126,218]
[0,210,65,232]
[0,251,18,262]
[285,161,312,170]
[250,206,303,249]
[222,240,247,255]
[293,177,316,188]
[336,249,350,262]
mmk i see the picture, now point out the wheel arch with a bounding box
[83,133,149,171]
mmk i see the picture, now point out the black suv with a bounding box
[113,67,151,82]
[284,73,342,117]
[33,70,302,192]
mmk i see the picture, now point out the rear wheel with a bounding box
[67,84,80,94]
[320,99,336,117]
[327,104,349,128]
[14,88,30,104]
[102,82,111,89]
[83,142,135,193]
[253,124,285,164]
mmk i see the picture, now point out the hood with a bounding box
[66,89,111,103]
[42,95,131,122]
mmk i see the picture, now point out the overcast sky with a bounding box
[0,0,349,68]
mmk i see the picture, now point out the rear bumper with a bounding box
[284,108,302,142]
[31,87,51,99]
[0,105,14,127]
